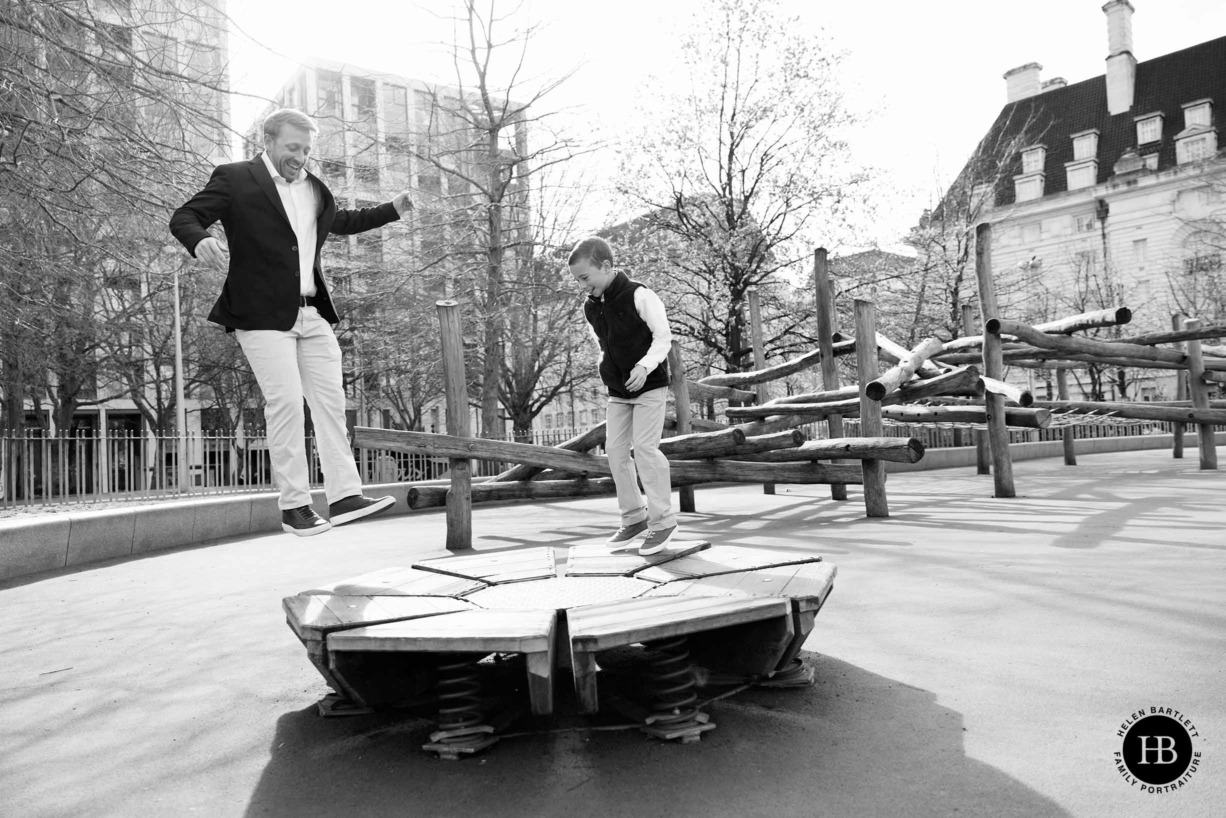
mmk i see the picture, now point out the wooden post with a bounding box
[815,248,848,501]
[961,303,991,475]
[1056,367,1076,466]
[667,342,696,513]
[1172,313,1186,459]
[854,299,888,517]
[1184,318,1219,471]
[436,300,472,550]
[747,288,774,495]
[974,223,1016,498]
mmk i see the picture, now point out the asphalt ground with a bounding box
[1,447,1222,818]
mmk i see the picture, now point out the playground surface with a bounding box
[1,447,1223,818]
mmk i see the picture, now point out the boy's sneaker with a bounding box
[638,525,677,556]
[282,506,331,537]
[606,520,649,544]
[329,495,396,526]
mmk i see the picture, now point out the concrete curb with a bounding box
[2,433,1221,583]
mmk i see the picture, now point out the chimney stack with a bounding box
[1103,0,1137,115]
[1004,63,1043,103]
[1042,77,1068,92]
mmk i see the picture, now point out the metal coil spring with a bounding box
[643,635,700,726]
[435,657,483,735]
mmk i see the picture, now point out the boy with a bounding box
[569,237,677,555]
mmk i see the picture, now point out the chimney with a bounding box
[1104,0,1137,115]
[1004,63,1043,103]
[1042,77,1068,92]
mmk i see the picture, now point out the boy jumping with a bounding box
[569,237,677,555]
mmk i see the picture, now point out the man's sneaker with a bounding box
[282,505,331,537]
[606,520,649,544]
[329,494,395,526]
[638,525,677,556]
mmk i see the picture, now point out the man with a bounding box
[170,108,412,536]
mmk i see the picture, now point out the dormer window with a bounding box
[1135,114,1163,145]
[1184,100,1212,129]
[1021,146,1046,174]
[1072,130,1099,161]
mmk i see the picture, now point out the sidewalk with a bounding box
[1,447,1222,817]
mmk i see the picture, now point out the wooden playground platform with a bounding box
[283,541,836,758]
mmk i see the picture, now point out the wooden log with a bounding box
[356,428,615,477]
[814,247,848,501]
[1184,318,1219,470]
[661,425,747,458]
[980,376,1033,407]
[865,337,946,401]
[665,414,730,432]
[767,383,860,405]
[939,307,1134,352]
[1029,399,1226,425]
[436,300,471,550]
[873,331,946,377]
[976,223,1016,497]
[1200,344,1226,358]
[725,367,983,420]
[726,429,809,456]
[696,341,856,387]
[748,288,775,495]
[1172,314,1186,460]
[685,381,757,403]
[409,478,621,509]
[882,405,1052,428]
[493,423,607,482]
[1056,368,1076,466]
[938,346,1226,371]
[727,437,925,464]
[1117,322,1226,346]
[668,459,865,485]
[962,304,990,475]
[668,342,697,512]
[855,300,889,517]
[987,317,1185,365]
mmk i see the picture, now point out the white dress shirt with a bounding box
[632,286,674,372]
[261,151,320,297]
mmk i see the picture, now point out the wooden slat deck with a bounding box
[282,594,475,642]
[414,547,558,584]
[564,540,712,577]
[644,561,837,611]
[303,566,486,597]
[566,595,790,712]
[328,608,559,714]
[634,545,821,583]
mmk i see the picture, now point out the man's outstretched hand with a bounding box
[392,191,414,217]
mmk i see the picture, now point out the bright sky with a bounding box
[225,0,1226,253]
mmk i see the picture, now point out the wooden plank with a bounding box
[414,546,558,584]
[302,566,486,597]
[567,595,789,652]
[283,594,475,641]
[329,608,556,655]
[634,545,821,583]
[643,561,837,613]
[564,539,711,577]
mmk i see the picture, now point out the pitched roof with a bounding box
[979,34,1226,206]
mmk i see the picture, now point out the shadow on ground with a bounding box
[243,654,1068,818]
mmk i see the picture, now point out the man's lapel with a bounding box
[309,170,335,248]
[247,157,291,226]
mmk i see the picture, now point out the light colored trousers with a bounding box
[605,386,676,531]
[236,307,362,510]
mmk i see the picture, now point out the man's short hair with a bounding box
[263,108,318,140]
[568,236,614,268]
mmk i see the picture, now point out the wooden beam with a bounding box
[697,341,856,387]
[962,304,990,475]
[814,247,848,501]
[409,478,621,509]
[1172,314,1186,460]
[976,223,1015,497]
[1184,318,1219,470]
[493,423,606,482]
[979,376,1033,407]
[748,288,775,495]
[987,317,1185,365]
[855,299,889,517]
[685,381,757,403]
[1028,399,1226,425]
[1056,368,1076,466]
[437,300,471,550]
[939,306,1134,353]
[882,405,1052,428]
[865,337,946,401]
[356,428,615,477]
[668,342,697,512]
[726,437,925,464]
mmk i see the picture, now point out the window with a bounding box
[1133,238,1148,273]
[1072,131,1099,161]
[1184,101,1212,128]
[1075,213,1098,233]
[317,70,342,117]
[1021,147,1046,174]
[351,77,376,120]
[1184,252,1222,275]
[355,230,383,263]
[354,163,380,186]
[1136,115,1162,144]
[383,85,409,134]
[1067,163,1097,191]
[1015,176,1042,202]
[1178,134,1213,163]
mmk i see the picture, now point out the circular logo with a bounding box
[1115,708,1203,794]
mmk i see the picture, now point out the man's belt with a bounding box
[299,295,322,308]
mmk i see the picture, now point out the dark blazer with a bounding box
[169,156,401,331]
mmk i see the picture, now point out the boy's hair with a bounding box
[263,108,318,139]
[568,236,614,268]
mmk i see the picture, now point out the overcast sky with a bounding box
[225,0,1226,253]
